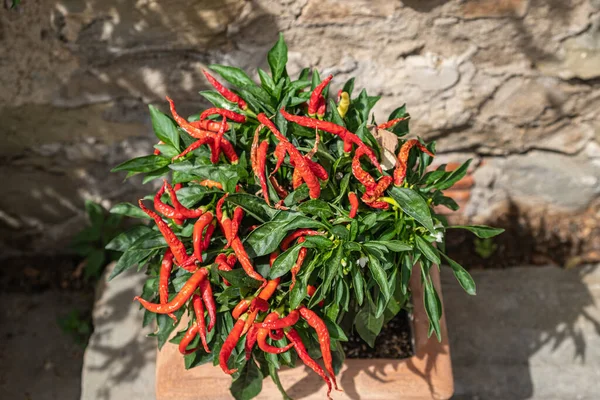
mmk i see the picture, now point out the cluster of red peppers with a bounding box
[129,68,435,399]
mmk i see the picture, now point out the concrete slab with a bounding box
[80,265,156,400]
[442,264,600,400]
[0,290,90,400]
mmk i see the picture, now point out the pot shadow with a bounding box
[443,202,600,399]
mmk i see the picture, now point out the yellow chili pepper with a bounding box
[337,91,350,118]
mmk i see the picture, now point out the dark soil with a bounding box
[0,255,94,293]
[343,309,413,359]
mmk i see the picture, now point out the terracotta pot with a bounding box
[155,266,453,399]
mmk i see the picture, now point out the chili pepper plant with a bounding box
[108,34,503,400]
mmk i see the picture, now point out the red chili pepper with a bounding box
[290,237,307,289]
[232,238,266,284]
[242,275,280,334]
[179,323,200,355]
[200,107,246,123]
[348,192,359,218]
[366,200,389,210]
[159,249,177,322]
[154,182,184,222]
[251,297,270,312]
[220,137,239,164]
[270,142,287,176]
[269,250,279,267]
[269,329,284,341]
[298,306,339,390]
[211,116,227,164]
[254,310,299,330]
[281,229,322,250]
[308,75,333,116]
[219,316,246,374]
[257,140,271,206]
[167,97,215,140]
[245,324,259,360]
[352,147,377,190]
[257,313,294,354]
[377,116,410,131]
[227,254,237,267]
[269,176,289,199]
[280,109,382,173]
[215,253,232,286]
[192,293,210,353]
[286,328,332,399]
[306,159,329,181]
[362,175,392,204]
[317,97,327,118]
[138,200,192,266]
[224,207,243,250]
[292,167,303,190]
[172,135,213,160]
[232,299,251,319]
[196,179,223,190]
[190,119,230,133]
[257,113,321,199]
[394,139,434,186]
[201,222,215,252]
[199,277,216,332]
[134,267,208,314]
[165,180,204,219]
[202,70,248,110]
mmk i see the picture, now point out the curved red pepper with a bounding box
[256,313,294,354]
[348,192,359,218]
[394,139,434,186]
[192,293,210,353]
[179,323,200,355]
[203,70,248,110]
[308,75,333,116]
[377,116,410,131]
[138,200,192,267]
[190,119,230,133]
[200,107,246,123]
[286,328,332,399]
[199,277,216,332]
[158,249,177,322]
[219,316,246,374]
[298,306,339,390]
[193,212,213,262]
[134,267,208,314]
[254,310,299,330]
[280,229,322,251]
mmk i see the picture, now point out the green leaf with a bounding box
[423,272,443,341]
[109,202,152,219]
[297,199,333,219]
[111,155,170,173]
[342,77,355,97]
[268,363,292,400]
[269,244,302,279]
[156,310,184,350]
[435,159,472,190]
[267,33,288,82]
[368,240,412,252]
[301,235,333,249]
[230,359,263,400]
[387,105,410,136]
[244,216,326,257]
[258,68,276,96]
[209,65,256,89]
[388,186,435,233]
[321,245,344,295]
[366,252,391,301]
[149,105,180,149]
[441,253,476,295]
[289,279,307,310]
[105,225,152,252]
[415,236,441,265]
[199,91,240,111]
[351,265,365,306]
[323,316,348,342]
[354,295,383,347]
[226,194,278,223]
[217,269,263,289]
[85,200,104,227]
[448,225,505,239]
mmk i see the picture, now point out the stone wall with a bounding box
[1,0,599,257]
